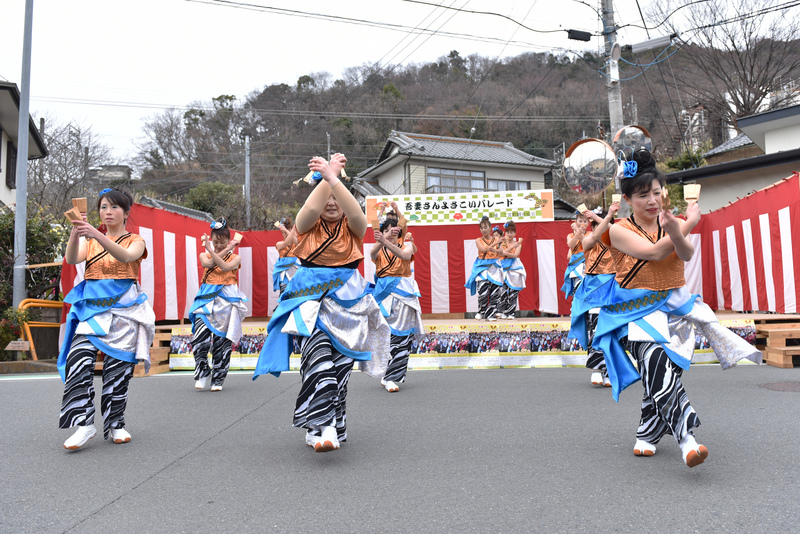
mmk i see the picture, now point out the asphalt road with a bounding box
[1,364,799,533]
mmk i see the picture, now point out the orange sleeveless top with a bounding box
[373,245,413,278]
[478,237,502,260]
[84,233,147,280]
[605,217,685,290]
[292,215,364,267]
[584,230,614,275]
[201,252,240,285]
[278,243,296,258]
[567,234,583,256]
[501,240,521,257]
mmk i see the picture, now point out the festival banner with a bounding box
[168,320,756,372]
[365,189,554,226]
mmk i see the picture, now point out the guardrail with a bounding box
[18,299,64,361]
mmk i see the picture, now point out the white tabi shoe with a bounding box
[195,376,209,390]
[385,380,400,393]
[474,313,483,320]
[110,427,131,444]
[680,434,709,468]
[64,425,96,450]
[305,431,320,448]
[210,384,222,392]
[602,375,611,387]
[314,425,340,453]
[633,439,656,457]
[591,372,603,386]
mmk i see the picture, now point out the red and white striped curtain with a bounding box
[60,173,800,320]
[685,172,800,313]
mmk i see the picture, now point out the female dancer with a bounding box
[370,218,423,393]
[497,221,525,319]
[254,154,390,453]
[465,217,503,321]
[188,218,247,392]
[561,210,588,298]
[594,150,761,468]
[568,203,619,387]
[273,217,299,296]
[59,188,155,449]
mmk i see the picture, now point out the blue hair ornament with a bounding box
[622,161,638,178]
[100,188,113,195]
[492,225,502,233]
[504,221,510,228]
[311,171,322,181]
[210,217,227,230]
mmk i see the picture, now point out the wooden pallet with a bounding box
[755,322,800,368]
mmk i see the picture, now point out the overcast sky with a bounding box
[1,0,657,162]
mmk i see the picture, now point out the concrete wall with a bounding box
[691,163,799,213]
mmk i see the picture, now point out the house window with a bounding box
[6,141,16,190]
[488,179,526,191]
[426,167,484,193]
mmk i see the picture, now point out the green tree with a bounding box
[0,203,67,310]
[183,181,242,216]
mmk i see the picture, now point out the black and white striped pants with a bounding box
[499,285,519,317]
[584,313,607,376]
[627,339,699,444]
[294,329,353,442]
[59,334,136,439]
[477,280,500,319]
[192,318,232,387]
[384,334,412,383]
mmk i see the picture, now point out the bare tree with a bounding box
[27,116,115,219]
[647,0,800,131]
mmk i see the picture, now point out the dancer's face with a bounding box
[505,229,516,241]
[321,193,343,223]
[624,178,663,223]
[99,198,128,231]
[211,234,230,253]
[480,222,491,238]
[575,214,588,231]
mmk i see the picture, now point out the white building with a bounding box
[0,81,48,207]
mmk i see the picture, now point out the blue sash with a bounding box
[271,256,299,291]
[560,252,584,298]
[57,279,146,381]
[254,267,370,379]
[465,259,501,296]
[594,286,699,401]
[568,273,615,349]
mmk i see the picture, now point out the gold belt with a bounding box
[283,278,344,301]
[606,290,669,314]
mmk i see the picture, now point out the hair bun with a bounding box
[632,149,656,173]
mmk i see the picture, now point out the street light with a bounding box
[631,33,679,54]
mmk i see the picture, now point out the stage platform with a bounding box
[166,312,773,372]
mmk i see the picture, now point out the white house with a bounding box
[667,103,800,213]
[352,130,555,201]
[0,81,48,207]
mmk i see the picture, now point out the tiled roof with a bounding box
[703,133,754,157]
[382,131,555,167]
[138,197,216,222]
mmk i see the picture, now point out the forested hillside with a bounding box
[131,40,800,229]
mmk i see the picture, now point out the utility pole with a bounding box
[12,0,34,308]
[601,0,624,137]
[326,132,331,161]
[244,134,251,230]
